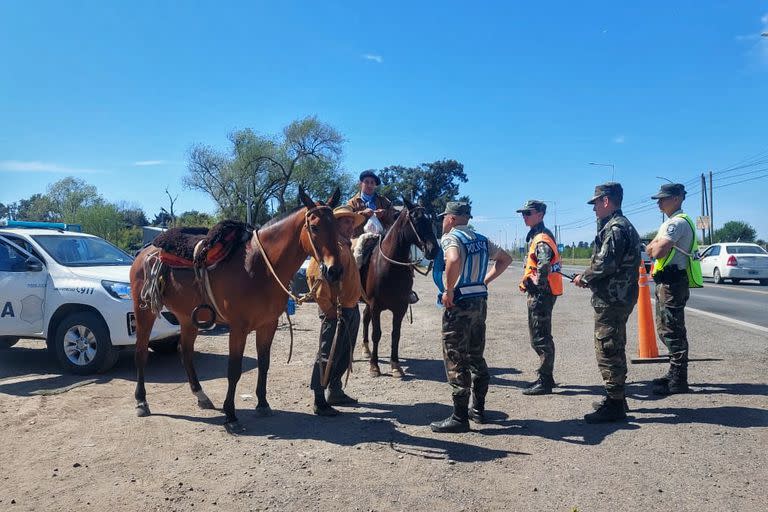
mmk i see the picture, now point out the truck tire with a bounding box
[149,335,180,354]
[51,312,118,375]
[0,336,19,349]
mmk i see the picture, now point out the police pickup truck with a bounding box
[0,221,180,374]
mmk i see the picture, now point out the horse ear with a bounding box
[327,187,341,208]
[402,196,415,210]
[298,186,315,210]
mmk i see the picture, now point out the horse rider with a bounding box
[348,169,420,304]
[645,183,702,395]
[306,205,366,416]
[573,183,641,423]
[430,201,512,433]
[517,199,563,396]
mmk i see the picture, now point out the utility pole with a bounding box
[709,170,714,244]
[700,174,707,243]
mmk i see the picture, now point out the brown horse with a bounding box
[362,199,439,378]
[129,188,342,432]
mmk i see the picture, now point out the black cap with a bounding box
[651,183,686,200]
[587,182,624,205]
[359,170,381,186]
[516,200,547,214]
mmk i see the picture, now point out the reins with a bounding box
[376,208,429,269]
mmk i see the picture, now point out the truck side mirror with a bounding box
[25,256,44,272]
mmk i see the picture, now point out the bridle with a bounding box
[377,207,430,269]
[251,204,333,303]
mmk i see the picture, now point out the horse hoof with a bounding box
[391,366,405,379]
[254,406,273,417]
[362,345,372,359]
[225,421,245,435]
[136,403,151,417]
[197,398,215,410]
[370,366,381,377]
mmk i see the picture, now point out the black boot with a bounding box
[654,364,690,395]
[327,385,358,406]
[522,375,554,396]
[591,396,629,412]
[408,290,419,304]
[468,387,487,424]
[431,396,470,433]
[313,390,340,417]
[584,397,627,423]
[652,366,673,386]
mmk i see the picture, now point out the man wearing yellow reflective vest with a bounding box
[646,183,703,395]
[516,200,563,395]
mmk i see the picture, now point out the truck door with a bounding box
[0,237,48,336]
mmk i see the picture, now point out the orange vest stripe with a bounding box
[520,233,563,296]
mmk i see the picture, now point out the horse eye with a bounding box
[309,225,320,234]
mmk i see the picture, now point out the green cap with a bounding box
[651,183,686,200]
[587,182,624,205]
[516,200,547,214]
[438,201,472,218]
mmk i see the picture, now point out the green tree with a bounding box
[47,177,101,222]
[16,194,58,221]
[73,203,124,242]
[113,226,143,253]
[712,221,756,243]
[177,210,216,227]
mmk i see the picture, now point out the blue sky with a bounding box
[2,1,767,245]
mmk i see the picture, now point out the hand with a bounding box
[361,208,374,218]
[573,274,588,288]
[374,208,386,219]
[442,289,455,308]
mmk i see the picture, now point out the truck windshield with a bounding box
[32,235,134,267]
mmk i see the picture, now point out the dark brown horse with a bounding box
[129,188,342,432]
[361,199,439,378]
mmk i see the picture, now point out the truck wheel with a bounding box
[712,268,723,284]
[0,336,19,349]
[149,335,180,354]
[51,312,117,374]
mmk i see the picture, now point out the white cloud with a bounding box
[0,160,103,174]
[363,54,383,64]
[613,135,625,144]
[133,160,166,166]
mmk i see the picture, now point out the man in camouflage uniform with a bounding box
[517,199,563,395]
[646,183,695,394]
[573,183,641,423]
[430,202,512,433]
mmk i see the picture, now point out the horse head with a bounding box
[403,197,439,260]
[299,186,343,283]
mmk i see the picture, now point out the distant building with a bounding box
[142,226,166,246]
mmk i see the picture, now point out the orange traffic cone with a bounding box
[631,264,668,363]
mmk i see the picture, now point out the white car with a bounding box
[699,242,768,285]
[0,223,180,374]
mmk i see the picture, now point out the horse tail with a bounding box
[139,249,167,316]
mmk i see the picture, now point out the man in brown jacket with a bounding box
[347,170,398,236]
[307,205,366,416]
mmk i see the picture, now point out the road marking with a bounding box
[700,282,768,295]
[685,307,768,333]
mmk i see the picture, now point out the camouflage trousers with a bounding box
[654,278,690,366]
[527,293,557,379]
[441,297,489,401]
[593,305,633,400]
[310,307,360,393]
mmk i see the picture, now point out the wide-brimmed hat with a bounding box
[359,170,381,186]
[651,183,686,200]
[332,205,366,228]
[516,199,547,214]
[587,182,624,205]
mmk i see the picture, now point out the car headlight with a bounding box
[102,280,132,300]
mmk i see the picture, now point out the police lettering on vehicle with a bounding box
[1,301,14,318]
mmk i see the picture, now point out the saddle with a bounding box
[153,220,251,269]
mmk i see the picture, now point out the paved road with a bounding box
[686,280,768,329]
[560,264,768,331]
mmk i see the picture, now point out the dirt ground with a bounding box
[1,268,766,512]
